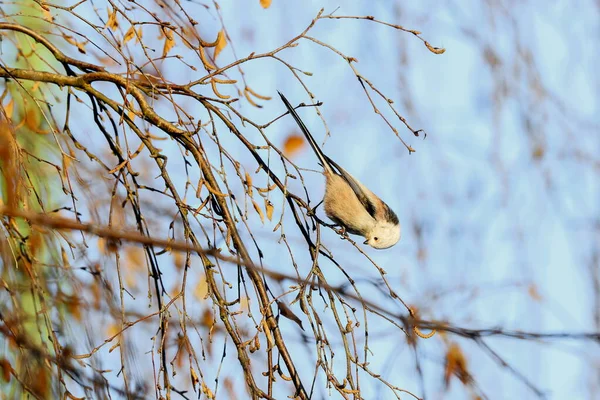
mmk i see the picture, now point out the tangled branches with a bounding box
[1,1,595,400]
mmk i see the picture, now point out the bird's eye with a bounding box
[374,237,379,241]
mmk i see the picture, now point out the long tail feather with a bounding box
[278,91,333,175]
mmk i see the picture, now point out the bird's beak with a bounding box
[363,239,369,245]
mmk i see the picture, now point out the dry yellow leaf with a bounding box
[190,367,200,390]
[528,283,543,302]
[260,0,272,8]
[173,251,185,270]
[106,7,119,31]
[265,199,274,221]
[201,308,214,327]
[245,171,253,196]
[201,381,215,399]
[283,134,305,156]
[162,27,175,57]
[4,99,14,118]
[252,200,265,224]
[61,247,70,268]
[42,7,54,22]
[124,269,138,289]
[213,29,227,59]
[123,25,136,44]
[106,323,121,338]
[125,246,145,270]
[135,27,143,44]
[194,275,208,300]
[444,343,469,387]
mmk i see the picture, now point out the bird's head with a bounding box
[364,221,401,249]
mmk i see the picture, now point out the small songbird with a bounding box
[278,92,401,249]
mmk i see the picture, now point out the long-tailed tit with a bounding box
[278,92,401,249]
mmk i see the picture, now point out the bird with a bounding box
[278,92,401,249]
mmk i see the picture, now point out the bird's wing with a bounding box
[324,155,377,219]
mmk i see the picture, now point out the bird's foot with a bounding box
[334,225,348,238]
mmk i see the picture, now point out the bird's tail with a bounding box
[278,91,333,175]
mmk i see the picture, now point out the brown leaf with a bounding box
[0,358,12,383]
[29,363,50,398]
[213,29,227,59]
[260,0,272,8]
[201,309,214,329]
[444,343,469,388]
[0,113,20,208]
[283,134,305,156]
[277,300,304,330]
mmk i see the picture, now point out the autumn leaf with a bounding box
[190,367,200,391]
[135,27,143,44]
[194,275,208,300]
[201,308,214,328]
[252,199,265,224]
[173,251,185,270]
[4,99,14,118]
[444,342,470,388]
[260,0,272,8]
[106,7,119,31]
[213,29,227,59]
[201,381,215,399]
[528,283,543,302]
[0,358,12,383]
[162,27,175,57]
[265,199,274,221]
[106,323,121,339]
[283,134,305,156]
[123,25,136,44]
[42,7,54,22]
[29,364,51,398]
[245,171,253,196]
